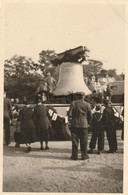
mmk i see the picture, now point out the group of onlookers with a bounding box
[68,92,124,160]
[14,98,51,151]
[4,91,124,159]
[4,92,51,151]
[11,97,28,106]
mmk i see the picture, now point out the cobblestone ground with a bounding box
[3,131,123,193]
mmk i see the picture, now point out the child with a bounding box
[88,104,104,154]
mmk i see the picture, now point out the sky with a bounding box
[3,0,127,74]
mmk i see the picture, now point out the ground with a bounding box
[3,130,123,193]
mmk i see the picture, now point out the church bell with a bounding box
[53,62,91,96]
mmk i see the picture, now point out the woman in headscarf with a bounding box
[17,104,37,152]
[34,99,51,150]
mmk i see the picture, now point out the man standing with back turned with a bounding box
[68,92,92,160]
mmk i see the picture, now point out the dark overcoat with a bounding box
[101,105,117,151]
[34,104,51,130]
[18,106,37,143]
[34,104,51,141]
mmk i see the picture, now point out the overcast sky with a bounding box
[3,0,127,74]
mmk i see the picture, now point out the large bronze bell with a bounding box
[53,62,91,96]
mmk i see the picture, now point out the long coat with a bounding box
[101,105,117,151]
[18,106,37,143]
[34,104,51,141]
[4,97,13,119]
[68,99,92,128]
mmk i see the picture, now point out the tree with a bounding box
[98,68,122,80]
[38,49,59,84]
[38,50,57,72]
[83,59,103,77]
[4,55,38,78]
[106,69,117,78]
[4,55,40,101]
[5,74,39,101]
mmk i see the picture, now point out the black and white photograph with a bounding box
[1,0,128,193]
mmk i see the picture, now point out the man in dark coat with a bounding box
[4,91,13,145]
[101,99,117,153]
[88,104,104,154]
[34,100,51,150]
[68,92,92,160]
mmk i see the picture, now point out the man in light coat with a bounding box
[68,92,92,160]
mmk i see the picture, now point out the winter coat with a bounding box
[68,99,92,128]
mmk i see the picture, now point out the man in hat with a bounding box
[3,91,13,145]
[68,92,92,160]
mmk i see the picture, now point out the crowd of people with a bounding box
[4,92,52,151]
[68,92,124,160]
[3,91,124,159]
